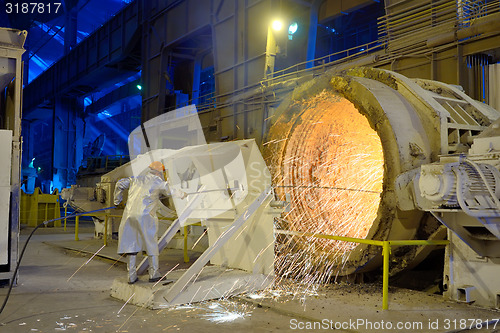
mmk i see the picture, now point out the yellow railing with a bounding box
[275,230,449,310]
[67,210,185,257]
[71,213,121,245]
[64,209,446,309]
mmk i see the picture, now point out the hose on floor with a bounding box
[0,206,116,316]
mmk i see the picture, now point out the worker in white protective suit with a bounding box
[113,161,186,284]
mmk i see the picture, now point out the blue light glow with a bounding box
[97,110,112,119]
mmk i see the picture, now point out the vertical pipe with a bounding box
[431,52,437,80]
[483,54,487,103]
[306,1,321,69]
[192,54,202,106]
[476,55,479,100]
[75,215,79,241]
[382,241,390,310]
[457,45,465,92]
[233,0,239,140]
[474,55,477,99]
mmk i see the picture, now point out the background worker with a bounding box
[113,161,186,284]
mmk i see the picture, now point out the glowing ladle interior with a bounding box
[281,91,384,258]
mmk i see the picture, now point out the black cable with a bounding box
[0,205,116,316]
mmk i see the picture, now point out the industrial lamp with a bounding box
[271,20,283,31]
[288,21,298,40]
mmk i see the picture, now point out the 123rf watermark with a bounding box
[290,318,500,331]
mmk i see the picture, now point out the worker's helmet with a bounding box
[149,161,165,173]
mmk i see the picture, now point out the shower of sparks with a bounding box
[117,293,136,314]
[152,263,180,287]
[117,305,142,332]
[107,254,126,271]
[118,278,172,331]
[109,92,384,321]
[191,229,207,250]
[204,310,244,323]
[62,244,92,266]
[268,90,384,286]
[234,225,249,240]
[247,293,264,299]
[168,300,252,324]
[67,245,106,282]
[84,245,106,265]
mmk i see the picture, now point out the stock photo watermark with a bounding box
[289,318,500,331]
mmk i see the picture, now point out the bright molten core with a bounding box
[281,91,384,258]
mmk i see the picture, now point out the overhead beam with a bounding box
[23,0,141,113]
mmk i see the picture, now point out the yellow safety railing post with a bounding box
[183,226,189,263]
[75,215,79,241]
[64,204,68,231]
[274,229,448,311]
[104,214,108,246]
[382,241,390,310]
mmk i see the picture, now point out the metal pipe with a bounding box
[456,12,500,40]
[382,241,390,310]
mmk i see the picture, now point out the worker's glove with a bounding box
[114,194,122,206]
[114,194,124,208]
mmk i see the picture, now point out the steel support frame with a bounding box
[0,30,25,283]
[163,187,273,304]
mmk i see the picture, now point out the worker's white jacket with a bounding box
[114,170,178,255]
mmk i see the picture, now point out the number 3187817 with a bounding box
[6,2,62,14]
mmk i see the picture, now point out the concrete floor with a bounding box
[1,227,500,332]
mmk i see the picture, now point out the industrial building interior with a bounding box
[2,0,500,331]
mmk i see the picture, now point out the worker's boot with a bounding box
[127,254,138,284]
[148,255,161,282]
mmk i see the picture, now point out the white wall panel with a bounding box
[0,186,10,265]
[0,130,12,187]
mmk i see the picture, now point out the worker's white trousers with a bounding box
[148,255,161,281]
[127,254,138,284]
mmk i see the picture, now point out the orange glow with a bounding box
[278,90,384,259]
